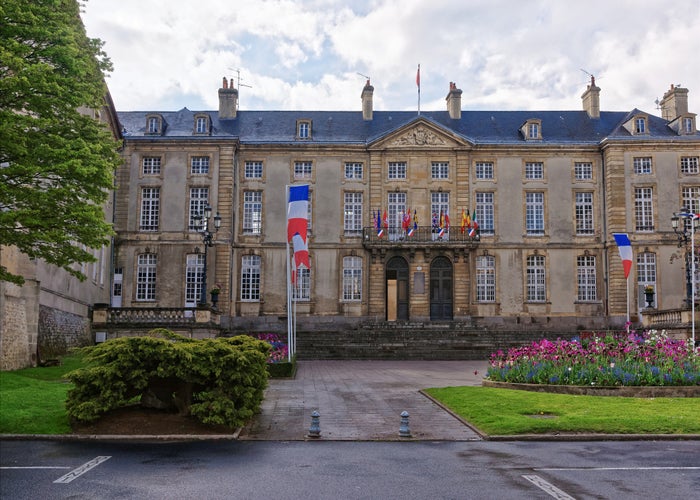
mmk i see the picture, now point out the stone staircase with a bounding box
[294,322,580,360]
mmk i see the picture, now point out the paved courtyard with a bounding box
[239,360,488,441]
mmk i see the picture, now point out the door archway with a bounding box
[430,256,453,320]
[386,256,409,321]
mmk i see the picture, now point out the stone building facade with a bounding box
[113,79,699,336]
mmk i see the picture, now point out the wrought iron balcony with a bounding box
[362,226,480,250]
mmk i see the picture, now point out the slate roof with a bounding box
[117,107,698,146]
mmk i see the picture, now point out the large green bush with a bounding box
[65,330,270,428]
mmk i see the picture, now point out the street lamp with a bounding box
[671,208,699,347]
[193,204,222,306]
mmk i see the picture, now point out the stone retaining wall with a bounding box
[482,380,700,397]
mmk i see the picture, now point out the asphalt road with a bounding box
[1,439,698,499]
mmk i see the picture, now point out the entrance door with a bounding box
[430,256,453,320]
[386,257,409,321]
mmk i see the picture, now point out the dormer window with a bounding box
[193,114,210,135]
[635,117,646,134]
[145,114,164,135]
[623,113,649,136]
[521,119,542,140]
[684,117,694,134]
[297,120,311,139]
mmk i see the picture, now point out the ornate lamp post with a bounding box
[193,204,221,306]
[671,208,699,347]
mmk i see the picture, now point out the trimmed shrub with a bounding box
[65,330,270,428]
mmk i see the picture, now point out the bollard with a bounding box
[307,410,321,438]
[399,410,411,438]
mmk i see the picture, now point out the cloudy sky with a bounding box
[81,0,700,115]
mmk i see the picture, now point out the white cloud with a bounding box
[82,0,700,114]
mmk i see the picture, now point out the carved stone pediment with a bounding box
[389,126,448,147]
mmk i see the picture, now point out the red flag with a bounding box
[416,64,420,88]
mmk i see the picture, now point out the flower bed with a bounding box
[486,329,699,387]
[251,333,295,378]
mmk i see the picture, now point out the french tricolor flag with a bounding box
[613,233,633,279]
[291,232,309,269]
[287,185,309,243]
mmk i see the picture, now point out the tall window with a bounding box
[136,253,157,301]
[195,117,207,134]
[342,256,362,301]
[634,187,654,231]
[294,161,312,179]
[528,123,540,139]
[431,191,449,240]
[683,117,695,134]
[345,162,363,180]
[142,156,161,175]
[574,162,592,180]
[297,121,310,139]
[525,191,544,235]
[190,156,209,174]
[635,117,646,134]
[245,161,263,179]
[140,187,160,231]
[526,255,546,302]
[431,161,449,179]
[575,192,594,235]
[475,192,494,235]
[388,192,407,240]
[243,191,262,234]
[147,117,159,134]
[185,254,204,304]
[682,187,700,214]
[577,255,596,301]
[476,255,495,302]
[681,156,699,174]
[292,267,310,301]
[343,192,363,235]
[189,187,209,230]
[240,255,261,301]
[525,162,544,179]
[637,252,656,308]
[633,157,652,174]
[388,162,407,179]
[475,162,494,180]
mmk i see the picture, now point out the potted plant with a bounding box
[644,285,655,308]
[210,285,221,306]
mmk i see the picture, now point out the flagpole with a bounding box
[416,64,421,116]
[626,276,630,332]
[286,240,293,361]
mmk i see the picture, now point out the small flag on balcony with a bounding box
[468,209,478,237]
[408,209,417,237]
[460,209,467,233]
[613,233,633,279]
[376,209,384,238]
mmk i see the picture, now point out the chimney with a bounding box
[659,84,689,121]
[581,76,600,119]
[446,82,462,119]
[218,76,238,120]
[361,80,374,120]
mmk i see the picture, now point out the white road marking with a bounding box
[536,466,700,471]
[53,456,111,484]
[522,474,576,500]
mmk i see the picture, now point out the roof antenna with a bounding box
[357,72,371,83]
[228,68,253,111]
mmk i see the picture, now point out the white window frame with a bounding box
[526,255,546,302]
[575,192,594,235]
[240,255,261,301]
[388,162,407,180]
[637,252,656,308]
[431,161,449,180]
[185,254,204,304]
[476,255,496,302]
[633,157,652,174]
[577,255,597,302]
[297,121,310,139]
[430,191,449,240]
[634,187,654,232]
[681,187,700,214]
[139,187,160,231]
[344,162,363,180]
[525,162,544,180]
[188,187,209,231]
[680,156,699,174]
[574,162,592,180]
[195,116,208,134]
[142,156,161,175]
[475,162,494,180]
[342,256,362,301]
[292,267,310,301]
[245,161,263,179]
[635,117,646,134]
[525,191,545,235]
[343,192,363,235]
[475,192,494,235]
[190,156,209,175]
[136,253,157,301]
[243,191,262,234]
[388,192,407,240]
[294,161,313,180]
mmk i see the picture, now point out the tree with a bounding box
[0,0,121,285]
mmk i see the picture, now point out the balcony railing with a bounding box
[105,307,197,324]
[362,226,480,248]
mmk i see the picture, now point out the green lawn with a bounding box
[0,354,84,434]
[425,386,700,436]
